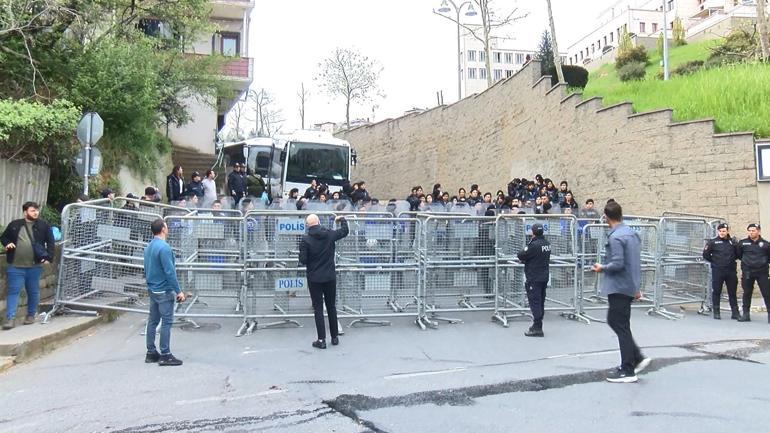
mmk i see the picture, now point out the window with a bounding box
[640,22,646,33]
[286,142,349,186]
[591,43,595,54]
[515,53,525,64]
[604,36,608,46]
[468,68,477,79]
[580,51,584,60]
[479,50,486,62]
[652,23,658,32]
[493,51,502,63]
[468,50,476,62]
[479,67,487,79]
[610,32,614,42]
[505,69,513,78]
[504,52,513,64]
[597,39,601,49]
[667,0,674,11]
[494,69,503,80]
[213,32,240,56]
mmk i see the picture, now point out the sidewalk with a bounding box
[0,315,105,369]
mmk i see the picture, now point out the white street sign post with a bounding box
[76,112,104,195]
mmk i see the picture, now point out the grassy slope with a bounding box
[582,40,770,137]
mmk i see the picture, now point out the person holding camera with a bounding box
[1,202,55,329]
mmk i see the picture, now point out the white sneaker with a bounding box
[634,357,652,374]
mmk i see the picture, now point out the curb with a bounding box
[0,315,107,365]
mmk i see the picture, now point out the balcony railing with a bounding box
[222,56,253,79]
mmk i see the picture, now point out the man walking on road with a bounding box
[1,202,55,329]
[299,214,349,349]
[703,223,739,320]
[592,201,651,383]
[735,223,770,323]
[143,219,186,365]
[517,223,551,337]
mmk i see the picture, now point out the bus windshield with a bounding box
[285,142,349,186]
[247,145,281,178]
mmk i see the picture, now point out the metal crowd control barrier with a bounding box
[46,203,158,321]
[493,215,579,327]
[653,217,711,319]
[241,211,337,335]
[576,223,659,323]
[335,216,422,327]
[417,215,497,328]
[164,215,245,327]
[49,201,724,334]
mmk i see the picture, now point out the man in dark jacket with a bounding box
[299,214,349,348]
[736,223,770,323]
[227,163,247,207]
[703,223,739,320]
[592,201,650,383]
[517,223,551,337]
[1,202,55,329]
[166,165,184,203]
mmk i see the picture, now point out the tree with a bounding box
[297,82,309,130]
[757,0,770,60]
[618,29,634,57]
[672,17,686,46]
[226,99,252,141]
[316,47,382,129]
[537,30,555,76]
[434,0,528,87]
[249,89,284,137]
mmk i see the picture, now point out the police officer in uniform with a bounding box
[736,223,770,323]
[703,223,739,320]
[517,223,551,337]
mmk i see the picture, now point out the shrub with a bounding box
[708,28,760,64]
[673,18,687,47]
[616,45,649,70]
[40,206,62,227]
[618,61,647,82]
[548,65,589,88]
[672,60,704,76]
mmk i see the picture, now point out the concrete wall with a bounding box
[117,152,173,198]
[166,95,218,156]
[337,60,760,229]
[0,159,50,227]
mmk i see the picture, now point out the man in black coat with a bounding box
[166,165,184,203]
[702,223,739,320]
[227,163,247,208]
[1,202,55,329]
[299,214,349,349]
[736,223,770,323]
[517,223,551,337]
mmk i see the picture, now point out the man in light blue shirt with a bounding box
[143,219,186,366]
[592,201,651,383]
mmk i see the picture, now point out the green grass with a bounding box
[582,40,770,137]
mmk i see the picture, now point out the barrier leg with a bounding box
[236,319,250,337]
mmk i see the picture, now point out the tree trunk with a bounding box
[758,0,770,61]
[546,0,565,84]
[481,1,493,87]
[345,97,351,130]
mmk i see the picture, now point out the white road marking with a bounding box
[175,389,287,405]
[241,348,294,355]
[384,367,467,380]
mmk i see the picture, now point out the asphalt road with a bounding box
[1,308,769,433]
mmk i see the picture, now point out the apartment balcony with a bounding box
[210,0,255,20]
[222,56,253,81]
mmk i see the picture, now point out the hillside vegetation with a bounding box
[582,39,770,137]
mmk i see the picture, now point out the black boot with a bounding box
[713,309,721,320]
[731,307,740,320]
[737,311,751,322]
[524,324,544,337]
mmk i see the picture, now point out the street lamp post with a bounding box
[662,0,670,81]
[436,0,477,101]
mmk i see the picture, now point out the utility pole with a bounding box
[546,0,564,84]
[662,0,670,80]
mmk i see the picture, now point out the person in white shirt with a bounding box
[202,170,217,208]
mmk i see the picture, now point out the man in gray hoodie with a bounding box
[592,201,651,383]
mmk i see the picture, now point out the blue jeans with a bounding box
[5,265,43,320]
[146,291,175,355]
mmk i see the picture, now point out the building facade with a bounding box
[166,0,255,155]
[460,30,566,98]
[566,0,758,70]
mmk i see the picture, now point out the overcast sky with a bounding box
[237,0,620,133]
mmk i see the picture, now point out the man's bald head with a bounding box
[305,214,320,227]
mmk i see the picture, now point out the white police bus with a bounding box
[221,130,355,199]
